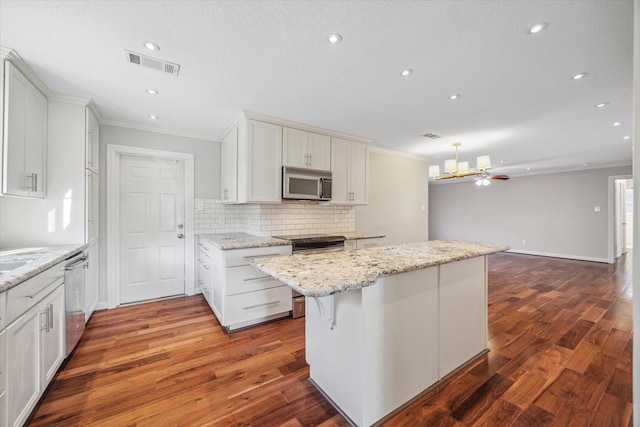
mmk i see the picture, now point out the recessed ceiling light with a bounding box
[526,167,531,170]
[572,73,588,80]
[144,41,160,51]
[400,69,413,77]
[528,22,548,35]
[613,121,623,126]
[596,102,609,108]
[149,115,159,120]
[328,33,342,44]
[499,160,505,163]
[449,94,461,100]
[623,136,631,140]
[146,89,159,95]
[582,163,591,167]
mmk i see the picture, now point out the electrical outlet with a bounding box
[522,239,527,245]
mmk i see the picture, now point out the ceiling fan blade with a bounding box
[490,175,510,180]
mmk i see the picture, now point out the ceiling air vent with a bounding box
[421,133,441,139]
[124,50,180,76]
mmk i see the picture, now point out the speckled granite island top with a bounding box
[198,233,291,250]
[253,240,509,297]
[0,244,88,293]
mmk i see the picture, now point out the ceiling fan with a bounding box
[428,142,510,185]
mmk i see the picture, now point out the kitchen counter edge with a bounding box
[0,244,88,293]
[198,233,292,250]
[253,240,509,297]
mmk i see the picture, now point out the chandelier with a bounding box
[428,143,509,185]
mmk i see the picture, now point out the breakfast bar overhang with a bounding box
[254,240,509,426]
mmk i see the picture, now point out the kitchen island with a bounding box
[253,240,508,426]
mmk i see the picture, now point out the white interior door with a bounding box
[119,155,185,304]
[615,180,626,258]
[625,182,633,250]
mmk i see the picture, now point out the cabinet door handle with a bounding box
[243,301,280,310]
[48,303,54,330]
[242,275,272,282]
[308,154,312,166]
[243,253,281,259]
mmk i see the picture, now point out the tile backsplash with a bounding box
[194,199,355,236]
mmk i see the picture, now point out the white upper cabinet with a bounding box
[221,112,368,204]
[282,127,331,171]
[2,60,47,198]
[237,119,282,203]
[85,107,99,174]
[221,125,238,203]
[331,138,368,205]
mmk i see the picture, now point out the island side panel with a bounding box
[438,255,488,379]
[306,267,440,427]
[306,290,364,425]
[361,266,439,426]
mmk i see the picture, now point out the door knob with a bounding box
[177,234,184,239]
[178,224,184,229]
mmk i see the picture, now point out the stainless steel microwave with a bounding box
[282,167,332,201]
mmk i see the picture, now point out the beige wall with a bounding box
[356,147,429,245]
[430,165,632,262]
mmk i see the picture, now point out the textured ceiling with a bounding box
[0,0,633,177]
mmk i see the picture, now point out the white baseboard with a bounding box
[507,249,609,264]
[95,302,109,311]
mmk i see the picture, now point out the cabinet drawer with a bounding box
[0,328,5,393]
[0,291,5,330]
[357,237,385,250]
[223,245,291,268]
[225,286,292,326]
[5,261,65,326]
[197,239,214,254]
[226,265,284,296]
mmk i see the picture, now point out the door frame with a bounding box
[106,144,195,309]
[608,174,633,264]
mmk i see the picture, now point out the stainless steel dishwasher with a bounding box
[64,251,88,356]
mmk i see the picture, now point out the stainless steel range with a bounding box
[274,234,346,318]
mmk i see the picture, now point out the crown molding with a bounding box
[367,145,428,162]
[220,111,372,145]
[0,46,50,96]
[101,120,218,142]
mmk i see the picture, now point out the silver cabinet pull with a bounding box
[243,253,281,259]
[242,276,272,282]
[177,234,184,239]
[48,303,53,329]
[243,301,280,310]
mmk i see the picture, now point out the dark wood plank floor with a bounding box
[27,252,633,426]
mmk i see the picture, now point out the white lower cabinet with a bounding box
[205,243,292,331]
[345,237,386,251]
[197,239,214,308]
[3,260,66,427]
[0,328,7,427]
[85,242,99,322]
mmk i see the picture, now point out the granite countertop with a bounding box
[340,232,386,240]
[198,233,292,250]
[253,240,509,297]
[0,244,88,293]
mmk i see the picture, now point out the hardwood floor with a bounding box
[27,252,633,426]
